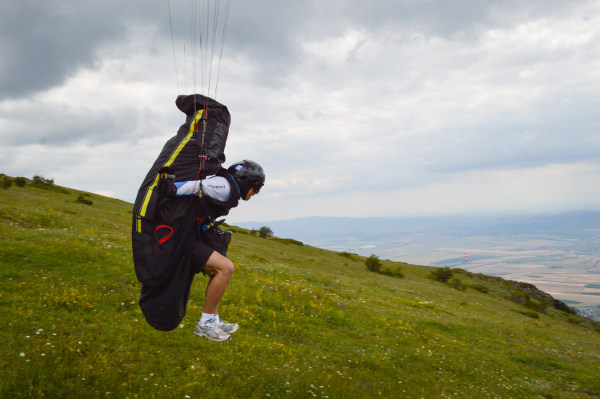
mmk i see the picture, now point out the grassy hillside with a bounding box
[1,177,599,399]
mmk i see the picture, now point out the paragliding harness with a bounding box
[155,166,239,242]
[132,94,233,283]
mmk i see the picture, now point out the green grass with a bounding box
[1,178,600,398]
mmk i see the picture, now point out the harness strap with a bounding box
[156,225,174,244]
[226,172,242,198]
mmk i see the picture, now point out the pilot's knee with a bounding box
[206,252,235,277]
[222,258,235,277]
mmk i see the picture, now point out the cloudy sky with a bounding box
[1,0,599,223]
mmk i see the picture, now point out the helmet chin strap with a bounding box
[226,172,244,199]
[239,182,252,199]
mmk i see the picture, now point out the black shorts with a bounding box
[192,239,216,274]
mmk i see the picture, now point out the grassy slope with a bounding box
[1,181,599,399]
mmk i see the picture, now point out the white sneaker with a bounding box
[220,319,239,334]
[194,318,230,342]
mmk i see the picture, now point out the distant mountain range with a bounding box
[236,211,600,249]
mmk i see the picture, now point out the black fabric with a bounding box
[131,94,237,331]
[175,93,230,171]
[136,196,236,331]
[134,94,230,199]
[192,240,216,274]
[157,167,177,198]
[201,225,232,257]
[136,197,198,330]
[132,94,230,281]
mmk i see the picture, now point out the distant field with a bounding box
[316,233,600,311]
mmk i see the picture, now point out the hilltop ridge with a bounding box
[1,176,599,398]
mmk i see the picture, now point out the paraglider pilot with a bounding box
[135,159,265,342]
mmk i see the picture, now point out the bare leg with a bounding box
[202,251,234,315]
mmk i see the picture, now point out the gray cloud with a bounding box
[1,0,599,220]
[0,1,167,99]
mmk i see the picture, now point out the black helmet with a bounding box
[227,160,265,198]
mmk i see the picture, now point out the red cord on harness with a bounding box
[156,225,174,244]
